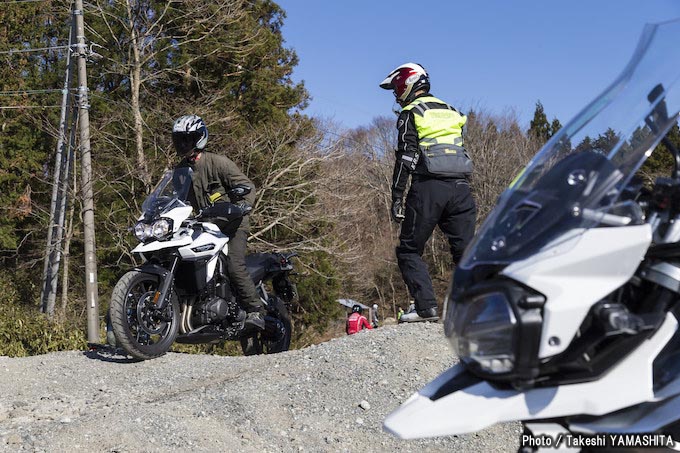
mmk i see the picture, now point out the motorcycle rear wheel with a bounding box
[110,270,179,360]
[240,296,292,356]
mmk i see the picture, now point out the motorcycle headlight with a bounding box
[151,219,171,239]
[133,219,172,241]
[445,291,517,374]
[134,222,153,241]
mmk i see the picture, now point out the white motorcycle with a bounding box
[109,167,296,360]
[385,19,680,451]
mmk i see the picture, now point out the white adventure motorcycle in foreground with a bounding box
[108,167,296,360]
[385,19,680,451]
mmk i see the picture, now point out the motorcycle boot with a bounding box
[399,306,439,323]
[245,311,265,330]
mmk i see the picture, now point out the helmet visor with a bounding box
[172,131,200,155]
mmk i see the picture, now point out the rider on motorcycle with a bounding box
[172,114,266,330]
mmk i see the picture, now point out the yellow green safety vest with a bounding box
[402,96,472,177]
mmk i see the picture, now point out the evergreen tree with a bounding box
[0,0,67,266]
[528,101,562,143]
[575,136,593,153]
[550,118,562,137]
[593,128,619,155]
[640,123,680,178]
[528,101,550,142]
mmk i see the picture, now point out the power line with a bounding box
[0,105,61,109]
[0,45,70,55]
[0,0,49,3]
[0,89,69,96]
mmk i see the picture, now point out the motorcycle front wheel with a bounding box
[109,270,179,360]
[240,296,292,356]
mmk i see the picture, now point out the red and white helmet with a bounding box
[379,62,430,104]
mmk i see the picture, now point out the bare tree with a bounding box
[232,120,343,253]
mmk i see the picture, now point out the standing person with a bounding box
[346,304,373,335]
[172,114,266,330]
[371,303,379,328]
[379,63,477,323]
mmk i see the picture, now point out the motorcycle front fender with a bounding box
[384,314,678,439]
[133,263,170,279]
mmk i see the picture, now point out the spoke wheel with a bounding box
[110,271,179,360]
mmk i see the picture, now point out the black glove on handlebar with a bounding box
[198,201,252,220]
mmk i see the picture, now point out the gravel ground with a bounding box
[0,323,520,452]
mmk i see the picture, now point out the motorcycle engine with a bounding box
[193,296,239,326]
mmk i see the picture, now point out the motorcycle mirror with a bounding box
[647,83,669,126]
[646,83,680,180]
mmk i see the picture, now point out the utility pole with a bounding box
[73,0,100,343]
[40,17,76,315]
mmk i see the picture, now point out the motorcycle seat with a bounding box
[245,253,279,284]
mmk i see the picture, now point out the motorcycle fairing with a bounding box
[137,206,194,233]
[383,313,677,439]
[568,394,680,435]
[177,226,229,261]
[502,224,652,358]
[131,234,193,253]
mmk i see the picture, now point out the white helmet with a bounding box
[172,114,208,156]
[379,63,430,105]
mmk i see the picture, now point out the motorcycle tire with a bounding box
[240,334,263,356]
[240,296,292,356]
[110,270,179,360]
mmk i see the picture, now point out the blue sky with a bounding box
[277,0,680,130]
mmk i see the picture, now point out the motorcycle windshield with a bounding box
[461,19,680,269]
[141,167,193,217]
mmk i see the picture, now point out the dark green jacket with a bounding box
[178,151,256,232]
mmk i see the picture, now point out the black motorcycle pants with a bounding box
[396,177,476,312]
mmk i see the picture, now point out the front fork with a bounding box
[152,255,179,311]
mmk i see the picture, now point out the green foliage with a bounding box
[550,118,562,136]
[0,0,66,253]
[0,274,86,357]
[291,251,341,336]
[640,123,680,179]
[593,128,619,154]
[528,101,561,143]
[171,342,242,357]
